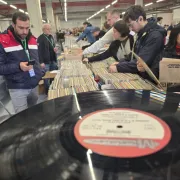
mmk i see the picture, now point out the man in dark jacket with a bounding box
[37,24,57,70]
[37,24,58,93]
[0,12,44,113]
[109,5,166,82]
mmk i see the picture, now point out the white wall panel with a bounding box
[173,9,180,22]
[0,21,11,32]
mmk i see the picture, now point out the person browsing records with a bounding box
[76,22,95,44]
[83,20,134,63]
[82,10,121,55]
[137,26,180,91]
[109,5,166,82]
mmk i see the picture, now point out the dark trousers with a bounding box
[44,62,58,94]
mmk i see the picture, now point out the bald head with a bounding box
[43,24,51,35]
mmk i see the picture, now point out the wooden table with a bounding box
[42,71,57,79]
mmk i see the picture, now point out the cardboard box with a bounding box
[160,58,180,83]
[38,80,45,94]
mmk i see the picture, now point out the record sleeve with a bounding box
[0,90,180,180]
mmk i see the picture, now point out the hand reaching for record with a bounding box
[109,65,118,73]
[82,58,89,62]
[137,60,145,72]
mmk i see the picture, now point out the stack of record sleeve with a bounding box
[105,57,116,65]
[48,83,99,100]
[112,79,152,90]
[48,53,158,100]
[48,59,99,100]
[96,72,140,84]
[52,76,98,90]
[60,60,86,69]
[89,57,116,69]
[90,61,108,69]
[92,68,109,76]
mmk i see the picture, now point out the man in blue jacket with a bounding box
[0,12,44,113]
[76,22,95,44]
[109,5,166,82]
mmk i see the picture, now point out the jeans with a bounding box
[44,62,58,93]
[9,86,38,113]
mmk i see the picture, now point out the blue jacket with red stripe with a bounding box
[0,27,44,89]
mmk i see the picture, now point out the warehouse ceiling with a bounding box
[0,0,179,21]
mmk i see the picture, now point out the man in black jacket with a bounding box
[37,24,58,93]
[109,5,166,82]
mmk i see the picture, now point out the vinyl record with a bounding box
[0,90,180,180]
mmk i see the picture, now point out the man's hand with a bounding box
[109,65,118,73]
[41,63,45,68]
[20,62,33,72]
[137,60,145,72]
[82,58,89,62]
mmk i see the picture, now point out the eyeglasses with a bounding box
[127,19,138,28]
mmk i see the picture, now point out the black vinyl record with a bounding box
[1,90,180,180]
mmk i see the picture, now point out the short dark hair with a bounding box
[83,21,92,27]
[12,12,30,24]
[113,20,130,37]
[123,5,146,23]
[157,17,163,22]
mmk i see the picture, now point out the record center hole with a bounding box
[117,125,123,128]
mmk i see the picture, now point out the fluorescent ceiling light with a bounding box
[0,0,7,5]
[19,9,24,13]
[156,0,164,2]
[122,11,125,15]
[64,1,67,21]
[10,5,17,9]
[106,4,111,9]
[112,0,118,5]
[25,12,28,15]
[100,8,104,12]
[145,2,153,6]
[42,20,46,23]
[86,1,114,20]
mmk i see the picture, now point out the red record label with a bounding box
[74,108,172,158]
